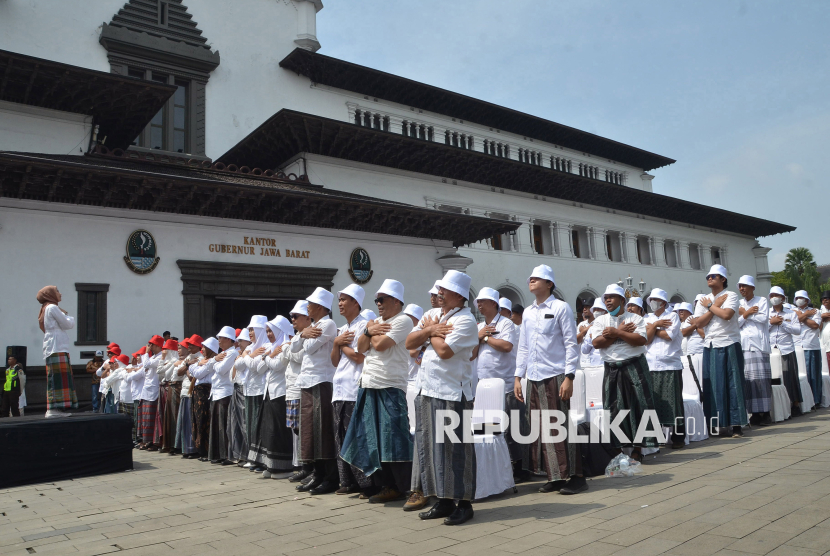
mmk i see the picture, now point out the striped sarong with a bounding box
[804,349,823,406]
[341,388,413,478]
[208,396,231,462]
[45,352,78,410]
[299,382,336,462]
[247,393,294,472]
[227,384,247,461]
[162,383,181,451]
[153,386,167,446]
[286,398,300,430]
[333,400,373,489]
[780,351,802,407]
[702,342,748,427]
[244,395,263,459]
[743,350,772,413]
[603,354,659,448]
[138,399,158,444]
[119,400,137,440]
[651,369,685,435]
[527,375,581,480]
[174,396,196,455]
[412,394,476,502]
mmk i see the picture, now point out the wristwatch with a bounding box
[363,328,371,337]
[483,336,489,343]
[565,373,575,380]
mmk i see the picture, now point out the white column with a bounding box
[653,237,666,266]
[640,173,654,192]
[700,244,713,268]
[647,237,656,265]
[624,233,639,264]
[549,223,558,256]
[587,228,596,260]
[295,0,323,52]
[592,228,609,261]
[677,241,690,269]
[555,223,575,258]
[753,245,773,292]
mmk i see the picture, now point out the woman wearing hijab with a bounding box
[37,286,78,417]
[248,316,296,478]
[227,329,252,464]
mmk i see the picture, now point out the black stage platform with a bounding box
[0,413,133,489]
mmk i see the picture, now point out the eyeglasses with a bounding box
[374,297,390,305]
[706,275,719,280]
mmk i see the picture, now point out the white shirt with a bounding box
[180,356,200,397]
[208,346,238,400]
[126,364,145,401]
[738,296,770,353]
[190,359,214,386]
[644,310,683,371]
[285,335,305,401]
[769,306,801,355]
[821,306,830,350]
[475,315,519,393]
[360,311,415,393]
[293,316,337,389]
[139,351,163,401]
[579,321,603,368]
[794,308,822,350]
[158,352,178,382]
[590,313,647,363]
[416,307,479,402]
[693,290,742,348]
[682,316,704,355]
[112,367,132,404]
[515,296,578,380]
[41,304,74,359]
[243,347,268,397]
[263,341,291,400]
[332,316,368,402]
[233,351,249,389]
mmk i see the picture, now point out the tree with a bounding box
[772,247,830,305]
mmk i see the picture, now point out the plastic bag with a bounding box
[604,453,642,477]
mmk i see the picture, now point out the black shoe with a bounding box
[289,469,311,483]
[221,459,234,466]
[297,476,323,492]
[732,426,744,438]
[419,500,456,520]
[443,503,474,526]
[301,473,316,485]
[513,471,532,484]
[759,414,773,426]
[250,466,265,473]
[559,476,588,495]
[237,460,247,467]
[210,460,222,464]
[538,480,565,493]
[198,457,209,462]
[309,480,339,495]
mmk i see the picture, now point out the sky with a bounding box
[316,0,830,271]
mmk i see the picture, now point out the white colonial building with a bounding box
[0,0,792,406]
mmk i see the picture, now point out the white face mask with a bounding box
[592,310,606,319]
[795,298,808,308]
[769,296,783,307]
[648,300,664,312]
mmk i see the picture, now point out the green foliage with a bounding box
[771,247,830,305]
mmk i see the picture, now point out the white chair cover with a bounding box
[583,366,604,411]
[770,348,783,380]
[796,347,808,378]
[569,370,587,425]
[681,357,701,402]
[822,344,830,376]
[406,382,418,434]
[472,378,514,499]
[799,377,814,413]
[683,399,708,443]
[821,376,830,408]
[771,384,791,422]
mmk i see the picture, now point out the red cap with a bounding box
[137,346,147,355]
[109,346,122,356]
[180,339,190,348]
[109,356,116,363]
[148,335,165,347]
[107,342,120,350]
[188,334,204,348]
[235,328,242,338]
[116,354,129,365]
[163,339,178,351]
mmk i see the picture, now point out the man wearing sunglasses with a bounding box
[342,279,415,505]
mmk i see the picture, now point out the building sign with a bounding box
[124,230,160,274]
[349,247,373,284]
[207,236,310,259]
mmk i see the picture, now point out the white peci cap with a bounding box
[247,315,268,329]
[202,337,219,354]
[707,264,728,278]
[626,296,644,309]
[591,298,607,312]
[267,315,294,339]
[647,288,669,304]
[237,328,251,343]
[428,280,441,295]
[769,286,786,297]
[602,284,626,300]
[528,264,555,285]
[794,289,810,301]
[675,302,694,313]
[360,309,378,321]
[290,300,309,317]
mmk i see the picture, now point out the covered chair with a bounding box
[681,356,708,443]
[569,370,587,426]
[770,348,792,422]
[471,378,515,499]
[820,344,830,408]
[795,348,815,414]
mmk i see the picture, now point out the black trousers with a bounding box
[0,390,20,417]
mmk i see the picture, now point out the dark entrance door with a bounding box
[214,298,297,331]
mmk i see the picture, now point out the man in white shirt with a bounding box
[205,326,239,465]
[329,284,371,495]
[579,298,606,369]
[692,265,748,437]
[645,288,685,449]
[137,336,163,451]
[515,265,586,495]
[341,279,415,504]
[794,290,822,409]
[591,284,658,461]
[405,270,479,525]
[471,287,527,481]
[769,287,803,414]
[626,296,645,317]
[737,276,772,425]
[293,287,339,495]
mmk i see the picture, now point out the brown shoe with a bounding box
[336,486,360,495]
[403,490,429,512]
[369,487,406,504]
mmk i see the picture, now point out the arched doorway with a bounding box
[497,284,524,312]
[670,293,686,304]
[575,289,599,320]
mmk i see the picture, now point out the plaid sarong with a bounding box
[651,369,685,435]
[45,352,78,410]
[138,399,158,444]
[743,350,772,413]
[702,342,748,427]
[119,400,137,440]
[286,398,300,430]
[299,383,336,462]
[603,354,659,448]
[527,375,581,480]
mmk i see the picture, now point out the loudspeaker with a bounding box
[6,346,27,370]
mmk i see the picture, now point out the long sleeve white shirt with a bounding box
[180,357,200,397]
[139,352,163,401]
[332,316,367,402]
[644,310,683,371]
[693,291,742,348]
[682,316,705,355]
[475,316,519,393]
[515,296,578,380]
[590,313,647,363]
[416,307,479,402]
[769,307,801,355]
[42,304,74,359]
[293,316,337,389]
[263,341,291,400]
[243,346,269,397]
[285,335,305,401]
[125,365,145,401]
[190,359,215,386]
[209,347,238,400]
[794,309,822,350]
[233,352,249,389]
[580,328,603,367]
[738,296,770,353]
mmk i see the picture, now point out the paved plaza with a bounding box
[4,411,830,556]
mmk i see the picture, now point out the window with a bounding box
[131,70,190,153]
[533,224,544,255]
[572,229,581,258]
[689,243,702,270]
[664,240,679,267]
[711,247,722,265]
[491,234,503,251]
[636,235,652,265]
[75,283,109,345]
[158,1,168,25]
